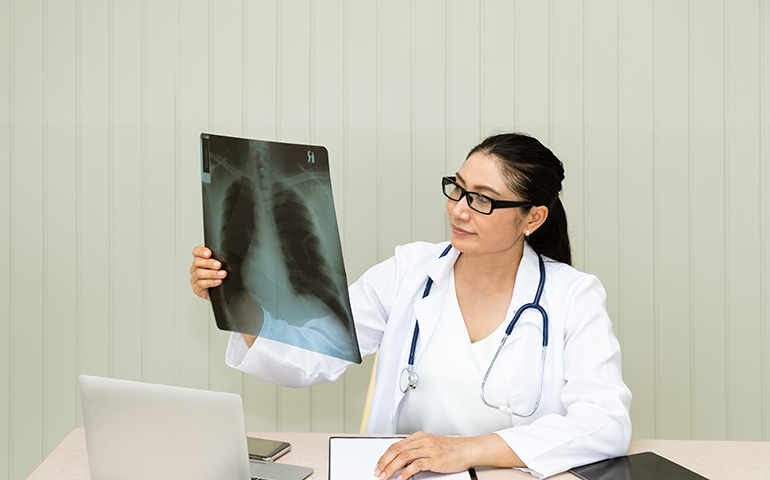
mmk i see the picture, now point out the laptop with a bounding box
[78,375,313,480]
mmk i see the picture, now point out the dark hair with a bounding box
[467,133,572,265]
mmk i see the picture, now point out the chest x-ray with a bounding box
[200,134,361,364]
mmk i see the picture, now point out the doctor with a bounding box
[190,133,632,479]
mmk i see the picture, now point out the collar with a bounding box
[413,241,542,360]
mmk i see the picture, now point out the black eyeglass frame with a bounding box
[442,176,533,215]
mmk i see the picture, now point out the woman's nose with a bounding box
[450,197,472,218]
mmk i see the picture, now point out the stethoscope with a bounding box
[399,244,549,417]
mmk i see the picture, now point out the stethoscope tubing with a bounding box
[400,245,549,416]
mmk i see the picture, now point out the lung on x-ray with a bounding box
[200,134,361,364]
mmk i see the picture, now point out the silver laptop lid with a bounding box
[79,375,251,480]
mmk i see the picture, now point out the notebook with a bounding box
[329,437,476,480]
[78,375,313,480]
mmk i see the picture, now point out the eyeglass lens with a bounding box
[443,178,493,214]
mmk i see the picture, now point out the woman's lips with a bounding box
[451,224,474,236]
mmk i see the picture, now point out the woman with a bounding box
[190,133,632,479]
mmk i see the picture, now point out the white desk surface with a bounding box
[27,429,770,480]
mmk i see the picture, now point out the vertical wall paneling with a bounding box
[275,0,312,432]
[77,0,111,383]
[143,0,179,386]
[177,0,211,391]
[241,0,279,432]
[244,0,278,143]
[412,0,447,244]
[342,0,378,282]
[446,0,480,177]
[763,0,770,442]
[44,0,78,457]
[0,0,10,473]
[110,0,143,384]
[310,0,347,434]
[550,0,586,270]
[208,0,245,397]
[583,0,620,326]
[11,0,45,476]
[654,0,692,439]
[725,0,763,441]
[378,0,413,257]
[341,0,380,434]
[690,0,727,441]
[480,0,515,137]
[618,0,655,440]
[515,0,550,141]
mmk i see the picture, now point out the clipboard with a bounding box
[328,437,477,480]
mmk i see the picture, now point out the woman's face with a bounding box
[447,152,528,256]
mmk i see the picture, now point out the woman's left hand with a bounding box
[374,432,475,480]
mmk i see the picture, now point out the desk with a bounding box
[27,429,770,479]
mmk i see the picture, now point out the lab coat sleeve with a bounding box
[495,275,632,478]
[225,251,405,388]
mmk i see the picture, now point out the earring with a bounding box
[525,230,530,237]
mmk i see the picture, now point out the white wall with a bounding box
[2,0,770,479]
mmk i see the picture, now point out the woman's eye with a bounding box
[476,194,492,204]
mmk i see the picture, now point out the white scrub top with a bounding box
[396,269,511,436]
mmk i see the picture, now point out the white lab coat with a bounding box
[226,241,632,478]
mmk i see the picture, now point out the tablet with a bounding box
[569,452,709,480]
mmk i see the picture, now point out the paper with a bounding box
[329,437,473,480]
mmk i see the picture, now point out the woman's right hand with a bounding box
[189,246,227,300]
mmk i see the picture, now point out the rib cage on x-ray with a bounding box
[200,134,361,364]
[271,180,352,334]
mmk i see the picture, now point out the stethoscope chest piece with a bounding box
[399,366,418,393]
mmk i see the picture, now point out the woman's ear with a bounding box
[525,206,549,235]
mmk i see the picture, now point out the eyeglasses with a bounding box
[442,176,533,215]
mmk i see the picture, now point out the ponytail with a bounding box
[527,197,571,266]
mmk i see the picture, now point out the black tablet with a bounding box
[569,452,709,480]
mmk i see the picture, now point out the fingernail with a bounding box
[213,261,220,267]
[397,475,403,480]
[374,468,381,477]
[379,473,386,480]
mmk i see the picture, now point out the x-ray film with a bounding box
[200,134,361,364]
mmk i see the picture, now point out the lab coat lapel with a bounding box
[411,247,460,365]
[389,245,458,430]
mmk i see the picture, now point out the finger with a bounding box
[195,278,223,290]
[192,256,223,270]
[398,459,429,480]
[189,274,210,300]
[376,440,408,477]
[192,246,212,258]
[380,448,418,480]
[193,267,227,280]
[376,432,430,478]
